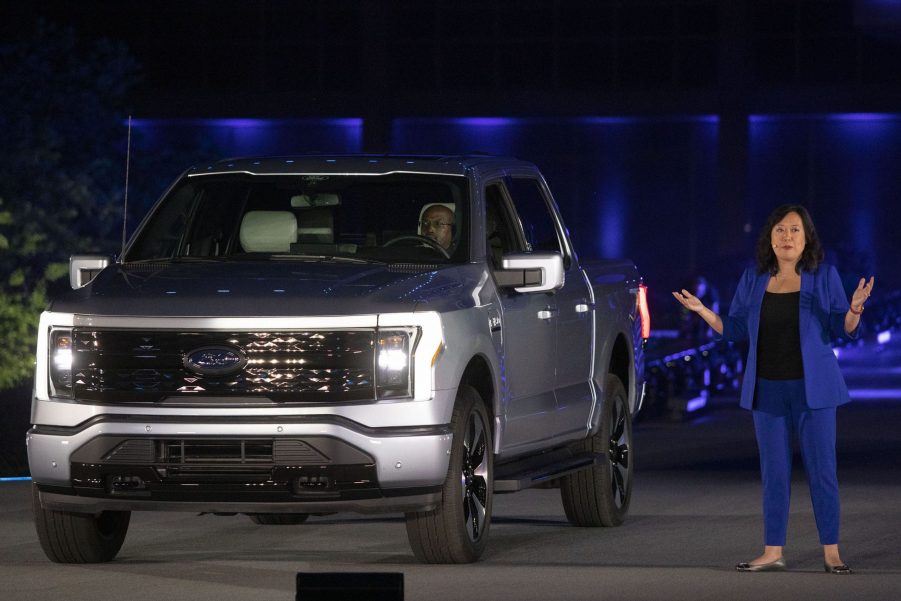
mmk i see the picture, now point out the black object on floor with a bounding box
[297,572,404,601]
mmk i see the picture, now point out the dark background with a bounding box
[2,0,900,474]
[5,0,900,295]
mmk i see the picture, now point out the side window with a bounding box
[504,177,562,253]
[485,183,520,268]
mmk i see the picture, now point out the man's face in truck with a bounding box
[419,205,455,249]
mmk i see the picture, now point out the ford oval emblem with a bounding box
[183,346,247,376]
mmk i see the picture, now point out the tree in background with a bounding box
[0,22,139,389]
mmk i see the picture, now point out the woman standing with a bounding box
[673,205,873,574]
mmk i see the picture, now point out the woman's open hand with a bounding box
[850,276,875,311]
[673,289,706,313]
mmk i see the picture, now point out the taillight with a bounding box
[637,284,651,340]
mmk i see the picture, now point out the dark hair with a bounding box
[755,204,824,275]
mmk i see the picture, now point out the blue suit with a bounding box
[720,264,858,410]
[719,264,857,546]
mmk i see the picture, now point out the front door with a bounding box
[503,176,594,440]
[485,182,558,451]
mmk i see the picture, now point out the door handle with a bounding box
[537,307,559,320]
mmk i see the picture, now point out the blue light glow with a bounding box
[686,394,708,413]
[849,388,901,400]
[749,113,901,123]
[826,113,900,122]
[454,117,517,127]
[128,118,364,156]
[877,330,892,345]
[748,112,896,283]
[0,477,31,482]
[598,188,625,258]
[578,115,719,125]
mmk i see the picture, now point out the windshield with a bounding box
[125,173,469,264]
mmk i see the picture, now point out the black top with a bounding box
[757,291,804,380]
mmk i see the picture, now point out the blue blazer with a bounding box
[720,264,858,410]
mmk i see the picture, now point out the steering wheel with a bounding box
[383,235,451,259]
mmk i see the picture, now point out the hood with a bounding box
[50,260,479,317]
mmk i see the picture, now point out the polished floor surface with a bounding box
[2,337,900,601]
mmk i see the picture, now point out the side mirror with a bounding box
[495,252,565,293]
[69,255,111,289]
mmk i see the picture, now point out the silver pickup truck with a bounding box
[29,155,649,563]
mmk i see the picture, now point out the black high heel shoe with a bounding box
[735,557,786,572]
[824,563,852,574]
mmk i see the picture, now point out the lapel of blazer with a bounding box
[749,271,770,345]
[799,268,814,339]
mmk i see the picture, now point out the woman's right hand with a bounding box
[672,289,706,313]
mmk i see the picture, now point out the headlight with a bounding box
[376,329,415,398]
[49,328,74,398]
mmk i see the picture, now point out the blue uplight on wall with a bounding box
[129,117,364,157]
[748,112,901,285]
[391,114,720,292]
[598,187,626,259]
[391,117,521,155]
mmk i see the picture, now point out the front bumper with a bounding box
[34,486,444,515]
[28,416,452,514]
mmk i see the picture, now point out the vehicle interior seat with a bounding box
[238,210,298,253]
[297,208,334,244]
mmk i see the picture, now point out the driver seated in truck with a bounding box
[419,203,455,250]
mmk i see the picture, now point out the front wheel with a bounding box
[560,374,633,527]
[405,385,493,563]
[32,484,131,563]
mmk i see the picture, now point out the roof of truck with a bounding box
[186,154,536,177]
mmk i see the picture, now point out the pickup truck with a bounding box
[29,155,649,564]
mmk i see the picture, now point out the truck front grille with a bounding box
[69,330,375,403]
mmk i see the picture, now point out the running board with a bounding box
[493,448,600,493]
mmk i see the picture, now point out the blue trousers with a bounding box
[752,378,840,546]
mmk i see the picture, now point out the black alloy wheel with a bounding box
[461,407,490,543]
[405,385,493,563]
[560,374,633,527]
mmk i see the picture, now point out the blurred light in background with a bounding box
[129,118,364,156]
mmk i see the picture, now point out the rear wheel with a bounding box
[405,385,493,563]
[247,513,309,525]
[32,483,130,563]
[560,374,633,527]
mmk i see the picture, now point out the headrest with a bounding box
[239,211,298,253]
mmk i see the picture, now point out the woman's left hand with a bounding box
[850,276,875,311]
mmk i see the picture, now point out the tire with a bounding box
[405,385,493,563]
[560,374,633,527]
[31,483,130,563]
[247,513,310,525]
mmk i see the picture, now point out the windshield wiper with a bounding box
[270,254,385,264]
[124,256,225,265]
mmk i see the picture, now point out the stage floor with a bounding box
[3,388,901,601]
